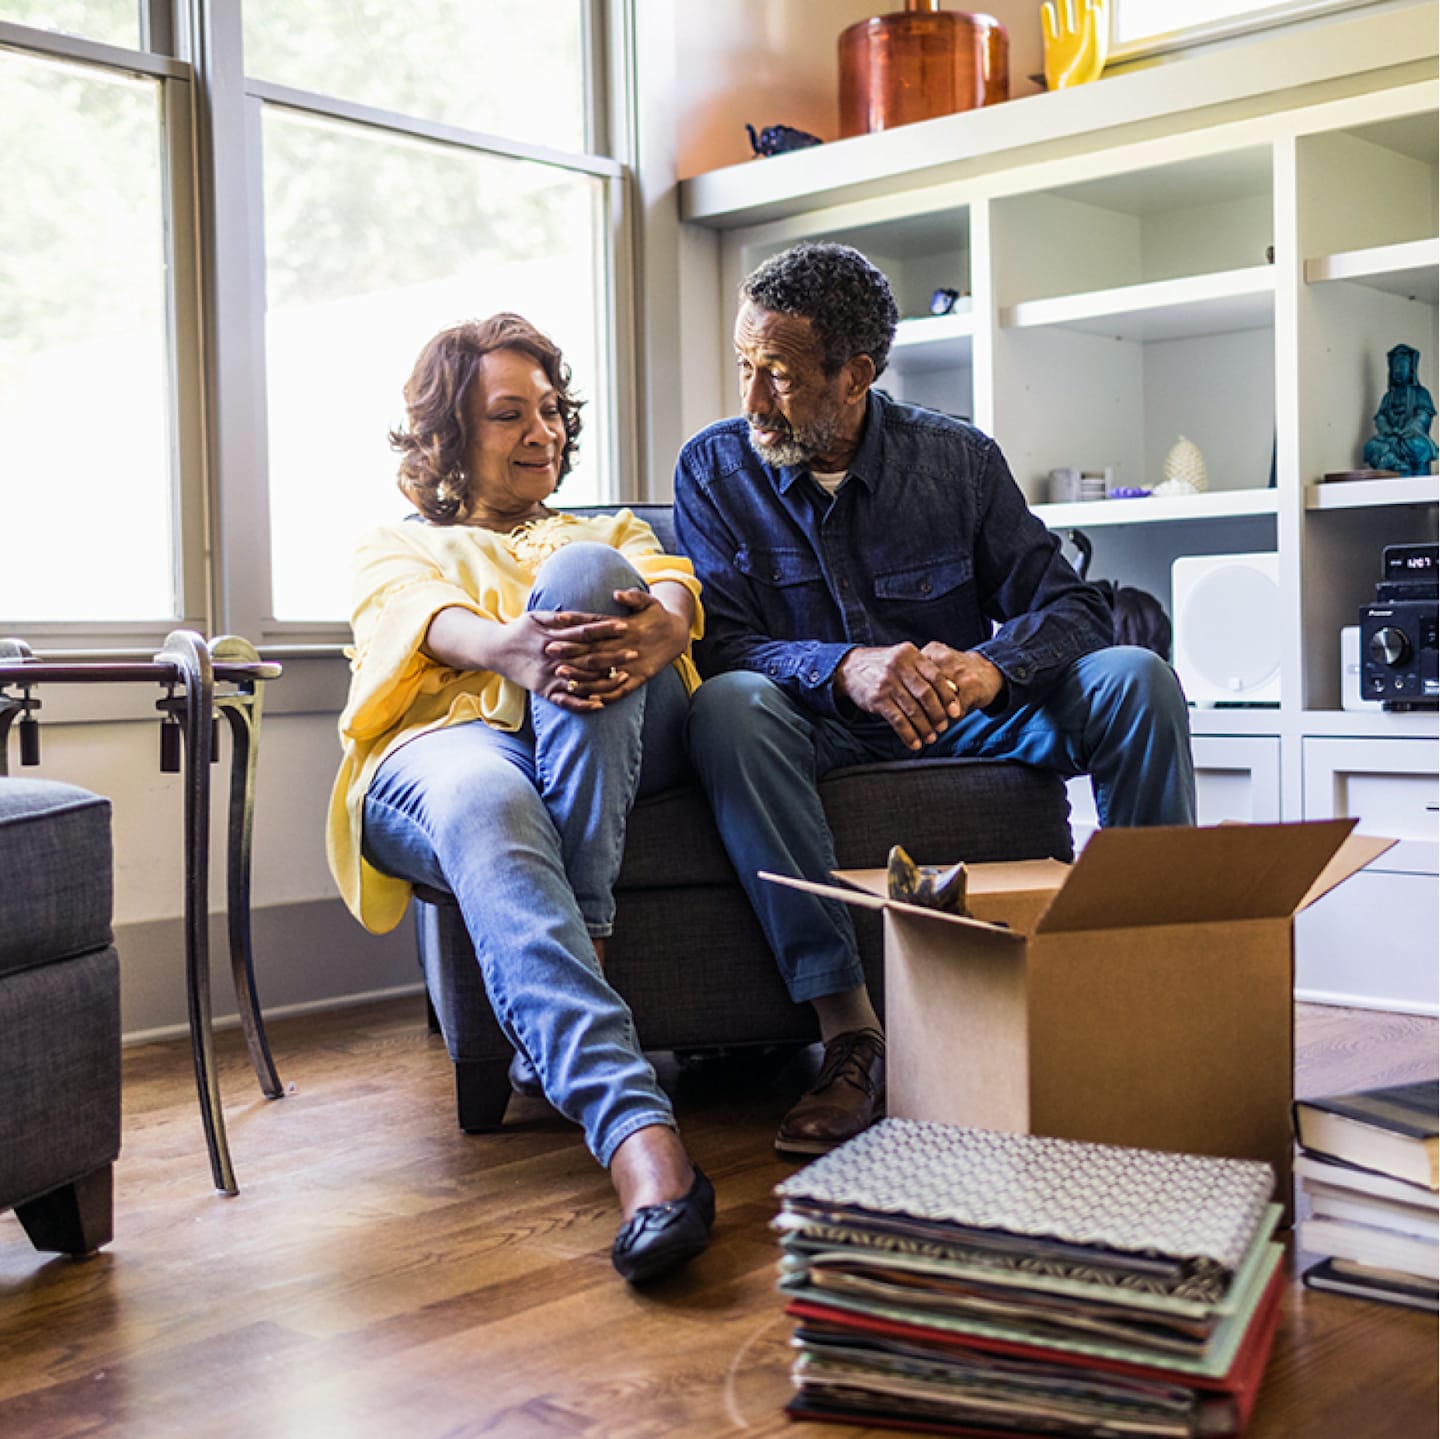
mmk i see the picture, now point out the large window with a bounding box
[241,0,587,153]
[0,34,188,631]
[0,1,627,642]
[260,109,610,620]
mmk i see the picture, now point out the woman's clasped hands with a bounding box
[517,586,690,712]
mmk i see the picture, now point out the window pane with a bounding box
[243,0,587,154]
[0,50,175,623]
[261,109,611,623]
[0,0,141,48]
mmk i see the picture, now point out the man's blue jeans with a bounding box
[362,543,691,1166]
[685,646,1196,1005]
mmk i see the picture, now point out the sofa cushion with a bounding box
[0,778,114,980]
[616,758,1071,892]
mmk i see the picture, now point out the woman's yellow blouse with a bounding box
[326,510,703,934]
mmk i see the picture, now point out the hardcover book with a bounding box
[1293,1079,1439,1190]
[1297,1215,1439,1280]
[1301,1256,1439,1313]
[1293,1151,1440,1208]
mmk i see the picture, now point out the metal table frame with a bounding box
[0,630,283,1196]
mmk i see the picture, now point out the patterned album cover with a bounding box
[775,1118,1275,1291]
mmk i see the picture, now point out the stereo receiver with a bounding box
[1359,543,1438,710]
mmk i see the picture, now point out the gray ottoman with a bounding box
[0,778,121,1256]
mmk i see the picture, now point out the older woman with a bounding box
[326,314,712,1283]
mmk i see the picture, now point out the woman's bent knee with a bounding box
[532,542,641,613]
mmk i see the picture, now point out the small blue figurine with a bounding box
[1363,343,1438,477]
[745,123,823,158]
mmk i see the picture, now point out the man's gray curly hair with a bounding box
[740,241,899,379]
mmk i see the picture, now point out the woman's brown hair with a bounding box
[389,313,584,524]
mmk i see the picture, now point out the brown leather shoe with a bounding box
[775,1027,886,1156]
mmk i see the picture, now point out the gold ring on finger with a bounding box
[608,666,620,680]
[566,679,578,693]
[946,679,960,695]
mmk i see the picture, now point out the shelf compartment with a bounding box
[891,309,974,372]
[1001,266,1275,341]
[1305,474,1439,510]
[1037,488,1279,529]
[1304,238,1439,303]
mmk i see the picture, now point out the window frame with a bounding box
[201,0,633,648]
[1,0,636,653]
[0,16,209,650]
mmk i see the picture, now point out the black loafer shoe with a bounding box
[508,1049,544,1099]
[611,1168,716,1284]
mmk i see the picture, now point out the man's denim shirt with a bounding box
[673,389,1113,718]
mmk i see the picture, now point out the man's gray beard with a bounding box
[746,414,843,470]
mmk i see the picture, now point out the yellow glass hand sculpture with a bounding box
[1042,0,1109,90]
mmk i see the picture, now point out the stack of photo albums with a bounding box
[1294,1078,1439,1312]
[774,1119,1284,1438]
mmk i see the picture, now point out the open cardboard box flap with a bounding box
[1031,818,1383,933]
[762,820,1395,938]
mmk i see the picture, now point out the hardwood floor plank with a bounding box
[1,997,1434,1437]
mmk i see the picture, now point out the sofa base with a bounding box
[15,1164,114,1257]
[416,757,1074,1136]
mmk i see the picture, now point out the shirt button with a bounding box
[772,567,782,580]
[920,580,933,594]
[839,576,850,591]
[808,671,820,683]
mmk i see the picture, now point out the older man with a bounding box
[674,241,1196,1157]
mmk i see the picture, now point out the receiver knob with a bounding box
[1368,626,1412,667]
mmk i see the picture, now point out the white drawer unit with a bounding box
[1302,737,1439,876]
[1295,737,1439,1013]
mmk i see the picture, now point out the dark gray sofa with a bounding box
[0,778,121,1256]
[414,504,1076,1130]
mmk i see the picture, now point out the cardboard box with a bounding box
[765,820,1394,1216]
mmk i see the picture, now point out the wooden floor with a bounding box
[1,999,1435,1439]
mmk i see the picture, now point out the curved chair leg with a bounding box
[213,635,283,1101]
[158,629,235,1196]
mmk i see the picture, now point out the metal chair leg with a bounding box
[214,633,283,1101]
[158,629,236,1197]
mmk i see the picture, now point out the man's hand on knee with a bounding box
[920,642,1005,718]
[834,643,961,750]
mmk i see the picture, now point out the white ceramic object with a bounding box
[1163,435,1208,492]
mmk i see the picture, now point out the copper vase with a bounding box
[838,0,1009,138]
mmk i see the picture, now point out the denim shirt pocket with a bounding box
[735,546,824,589]
[873,556,972,603]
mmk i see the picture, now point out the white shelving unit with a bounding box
[1000,266,1275,342]
[679,15,1439,1011]
[1304,237,1440,301]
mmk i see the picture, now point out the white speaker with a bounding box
[1171,552,1281,706]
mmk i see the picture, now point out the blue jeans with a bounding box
[362,543,691,1166]
[685,646,1196,1004]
